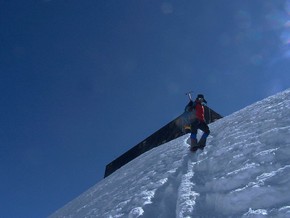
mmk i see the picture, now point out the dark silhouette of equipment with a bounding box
[104,106,222,178]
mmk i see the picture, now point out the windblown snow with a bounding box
[50,89,290,218]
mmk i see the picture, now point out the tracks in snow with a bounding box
[141,137,208,218]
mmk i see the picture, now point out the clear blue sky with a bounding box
[1,0,289,217]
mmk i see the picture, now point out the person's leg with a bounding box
[197,122,210,147]
[190,120,199,147]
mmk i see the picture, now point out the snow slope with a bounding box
[50,89,290,218]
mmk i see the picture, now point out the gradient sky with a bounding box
[1,0,290,217]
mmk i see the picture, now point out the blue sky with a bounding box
[1,0,290,217]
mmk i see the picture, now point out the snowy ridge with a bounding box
[50,89,290,218]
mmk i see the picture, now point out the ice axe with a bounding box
[185,91,194,101]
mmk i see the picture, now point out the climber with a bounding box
[184,94,210,151]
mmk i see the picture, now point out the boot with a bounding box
[191,138,197,146]
[197,137,206,149]
[190,138,198,151]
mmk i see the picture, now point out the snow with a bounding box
[50,89,290,218]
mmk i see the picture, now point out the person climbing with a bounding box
[184,94,210,152]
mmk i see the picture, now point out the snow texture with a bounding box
[50,89,290,218]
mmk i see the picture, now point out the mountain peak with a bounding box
[50,89,290,217]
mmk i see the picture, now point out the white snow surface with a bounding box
[50,89,290,218]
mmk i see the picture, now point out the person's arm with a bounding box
[185,101,196,112]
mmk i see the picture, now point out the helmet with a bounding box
[196,94,207,103]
